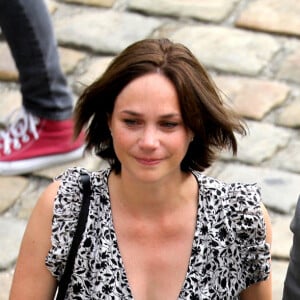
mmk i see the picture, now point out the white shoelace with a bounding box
[0,108,40,156]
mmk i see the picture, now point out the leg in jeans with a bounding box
[0,0,73,120]
[0,0,84,175]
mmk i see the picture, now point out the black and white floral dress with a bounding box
[46,167,271,299]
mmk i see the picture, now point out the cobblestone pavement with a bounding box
[1,0,300,299]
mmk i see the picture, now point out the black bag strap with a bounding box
[56,173,91,300]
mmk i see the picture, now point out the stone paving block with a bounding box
[0,43,18,81]
[17,177,51,220]
[276,97,300,128]
[272,260,288,300]
[16,157,106,220]
[0,90,22,123]
[221,121,291,164]
[271,214,293,259]
[277,47,300,84]
[214,163,300,213]
[214,75,289,120]
[46,0,57,13]
[59,47,86,74]
[271,139,300,174]
[0,269,14,300]
[63,0,116,7]
[0,176,28,214]
[169,25,280,76]
[54,10,162,54]
[74,56,114,93]
[204,161,227,178]
[236,0,300,37]
[0,217,27,270]
[34,153,105,179]
[129,0,239,22]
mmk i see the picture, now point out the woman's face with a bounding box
[109,73,193,183]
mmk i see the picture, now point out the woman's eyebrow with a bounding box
[120,110,141,116]
[120,110,181,118]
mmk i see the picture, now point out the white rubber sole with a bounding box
[0,146,85,176]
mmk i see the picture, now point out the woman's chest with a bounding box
[74,205,243,300]
[115,222,196,300]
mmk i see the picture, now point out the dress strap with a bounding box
[56,172,91,299]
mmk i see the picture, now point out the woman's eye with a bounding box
[123,119,140,126]
[161,122,178,128]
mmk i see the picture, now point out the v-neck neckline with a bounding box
[101,169,205,299]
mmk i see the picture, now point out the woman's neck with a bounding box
[108,170,197,219]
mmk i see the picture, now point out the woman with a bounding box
[9,38,272,299]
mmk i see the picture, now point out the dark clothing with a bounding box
[283,196,300,299]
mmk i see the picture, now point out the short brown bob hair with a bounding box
[74,38,246,173]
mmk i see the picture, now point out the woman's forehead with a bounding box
[114,73,180,113]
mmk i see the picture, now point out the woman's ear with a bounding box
[189,131,194,143]
[107,113,112,132]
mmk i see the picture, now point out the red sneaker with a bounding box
[0,108,85,175]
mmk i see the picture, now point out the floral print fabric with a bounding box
[46,167,270,299]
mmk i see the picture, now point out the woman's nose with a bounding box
[138,127,159,149]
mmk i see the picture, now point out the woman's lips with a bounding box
[135,157,162,166]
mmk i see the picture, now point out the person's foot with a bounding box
[0,108,85,176]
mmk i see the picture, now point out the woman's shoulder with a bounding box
[54,166,110,184]
[192,170,261,202]
[192,170,270,286]
[50,167,110,218]
[46,167,111,279]
[192,170,263,229]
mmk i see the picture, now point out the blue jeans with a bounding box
[0,0,73,120]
